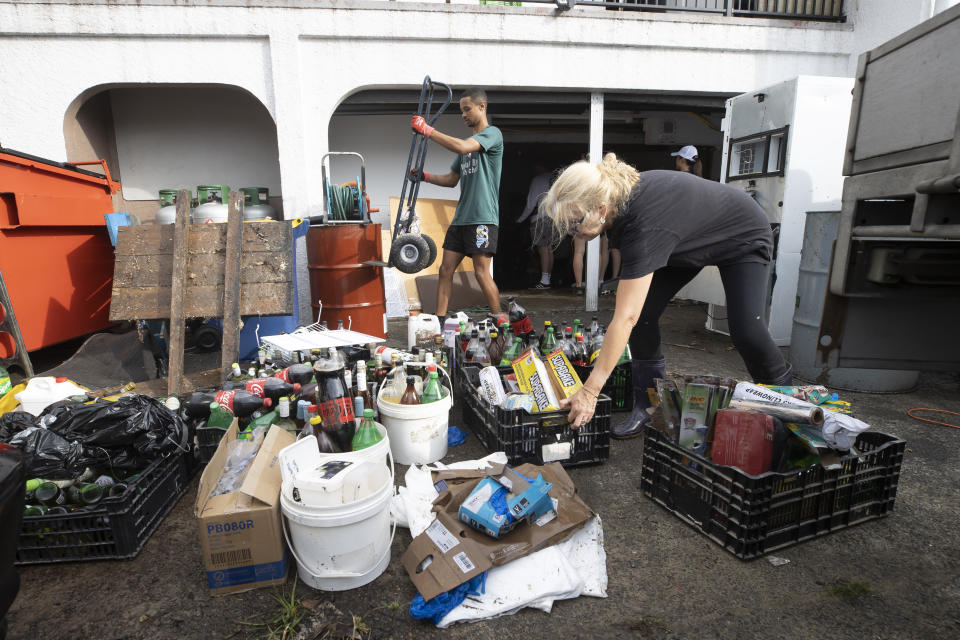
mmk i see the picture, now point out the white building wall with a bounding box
[0,0,950,220]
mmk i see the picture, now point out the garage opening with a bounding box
[329,87,731,302]
[64,84,283,223]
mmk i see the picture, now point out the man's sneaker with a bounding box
[532,282,551,290]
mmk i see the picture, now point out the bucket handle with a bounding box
[378,364,454,408]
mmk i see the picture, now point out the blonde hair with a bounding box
[540,153,641,237]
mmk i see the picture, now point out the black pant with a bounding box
[629,262,788,383]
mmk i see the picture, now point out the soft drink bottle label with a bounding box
[244,378,267,397]
[320,397,356,426]
[214,390,237,413]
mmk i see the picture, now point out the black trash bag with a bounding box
[40,394,187,461]
[9,426,86,479]
[0,411,41,443]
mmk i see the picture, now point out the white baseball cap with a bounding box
[670,145,699,162]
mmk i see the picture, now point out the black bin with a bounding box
[0,443,25,640]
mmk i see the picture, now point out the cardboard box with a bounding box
[457,466,554,538]
[544,348,583,401]
[195,422,297,595]
[510,349,560,412]
[401,462,593,601]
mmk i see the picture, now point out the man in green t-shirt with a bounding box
[409,87,505,326]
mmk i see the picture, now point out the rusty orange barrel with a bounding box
[307,224,387,338]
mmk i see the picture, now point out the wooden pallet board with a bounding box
[109,220,294,321]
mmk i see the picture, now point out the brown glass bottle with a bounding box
[400,376,421,405]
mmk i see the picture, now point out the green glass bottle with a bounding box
[573,318,582,337]
[207,401,234,429]
[273,396,298,436]
[23,504,48,516]
[421,371,443,404]
[228,362,250,383]
[67,483,104,506]
[618,343,633,364]
[351,409,383,451]
[35,481,67,506]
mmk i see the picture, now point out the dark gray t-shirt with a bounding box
[609,170,773,279]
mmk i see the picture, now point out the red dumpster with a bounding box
[0,148,120,355]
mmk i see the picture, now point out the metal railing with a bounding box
[516,0,845,21]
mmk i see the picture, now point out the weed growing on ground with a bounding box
[828,580,874,602]
[238,581,306,640]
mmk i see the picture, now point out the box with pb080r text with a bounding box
[195,423,296,595]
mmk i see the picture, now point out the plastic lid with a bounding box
[310,416,322,425]
[363,408,374,418]
[209,401,219,410]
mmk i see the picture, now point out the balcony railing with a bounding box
[509,0,845,21]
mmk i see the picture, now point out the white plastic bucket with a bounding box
[278,424,396,591]
[376,367,452,465]
[281,480,394,591]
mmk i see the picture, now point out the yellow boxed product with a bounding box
[544,348,583,401]
[510,349,560,413]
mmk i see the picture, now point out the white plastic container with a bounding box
[15,377,87,416]
[407,313,441,350]
[278,425,395,591]
[376,369,452,465]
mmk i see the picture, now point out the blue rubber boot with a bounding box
[612,358,666,440]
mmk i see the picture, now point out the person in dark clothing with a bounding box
[540,153,792,439]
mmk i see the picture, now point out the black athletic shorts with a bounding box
[442,224,499,255]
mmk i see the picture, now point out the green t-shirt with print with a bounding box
[449,125,503,226]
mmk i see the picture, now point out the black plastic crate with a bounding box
[640,426,905,560]
[573,361,633,413]
[197,426,228,465]
[457,362,610,467]
[16,450,193,564]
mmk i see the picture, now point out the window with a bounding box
[727,126,789,180]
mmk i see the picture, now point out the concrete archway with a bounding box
[64,83,283,222]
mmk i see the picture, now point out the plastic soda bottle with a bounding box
[507,296,533,335]
[0,364,12,395]
[421,370,443,404]
[351,409,383,451]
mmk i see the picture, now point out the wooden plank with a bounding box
[109,283,293,320]
[166,190,190,397]
[112,252,291,288]
[88,368,222,398]
[219,191,244,373]
[114,221,289,256]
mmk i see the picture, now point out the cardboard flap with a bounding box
[195,421,239,516]
[240,425,297,507]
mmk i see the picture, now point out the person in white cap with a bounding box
[671,145,702,177]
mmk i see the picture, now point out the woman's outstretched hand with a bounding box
[560,386,599,430]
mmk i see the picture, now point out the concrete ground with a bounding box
[7,288,960,640]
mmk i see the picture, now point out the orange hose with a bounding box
[907,408,960,429]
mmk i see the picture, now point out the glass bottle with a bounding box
[351,409,383,451]
[67,483,104,506]
[274,397,298,436]
[305,416,341,453]
[539,321,553,352]
[207,401,234,429]
[400,376,421,405]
